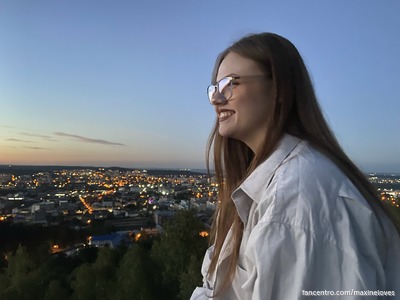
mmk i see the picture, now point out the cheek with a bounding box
[235,86,272,122]
[248,94,270,114]
[245,96,270,125]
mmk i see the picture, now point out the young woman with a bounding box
[191,33,400,299]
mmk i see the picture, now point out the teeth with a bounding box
[219,111,234,118]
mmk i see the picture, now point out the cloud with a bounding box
[6,138,31,143]
[54,132,126,146]
[19,132,57,142]
[24,146,50,150]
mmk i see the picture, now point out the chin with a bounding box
[218,127,233,138]
[218,128,240,140]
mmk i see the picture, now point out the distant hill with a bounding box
[0,165,207,176]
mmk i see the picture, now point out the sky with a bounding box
[0,0,399,172]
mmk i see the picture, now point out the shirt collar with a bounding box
[232,134,302,224]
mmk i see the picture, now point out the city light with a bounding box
[199,231,209,237]
[1,168,398,246]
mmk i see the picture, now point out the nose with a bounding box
[210,92,227,106]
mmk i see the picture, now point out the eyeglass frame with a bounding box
[207,74,268,105]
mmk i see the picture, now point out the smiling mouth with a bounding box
[218,111,235,121]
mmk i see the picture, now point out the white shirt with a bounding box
[191,134,400,300]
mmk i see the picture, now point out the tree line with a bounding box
[0,210,209,300]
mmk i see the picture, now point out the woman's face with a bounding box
[214,52,273,153]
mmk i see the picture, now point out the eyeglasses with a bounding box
[207,75,267,105]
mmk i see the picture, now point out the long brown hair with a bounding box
[206,32,399,294]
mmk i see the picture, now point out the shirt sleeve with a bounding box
[190,245,215,300]
[239,221,385,300]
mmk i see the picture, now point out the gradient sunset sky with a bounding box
[1,1,399,172]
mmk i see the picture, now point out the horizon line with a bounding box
[0,163,208,171]
[0,164,399,175]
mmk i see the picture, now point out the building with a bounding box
[88,232,131,248]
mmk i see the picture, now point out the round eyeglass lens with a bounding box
[207,77,234,104]
[207,85,217,102]
[218,77,233,101]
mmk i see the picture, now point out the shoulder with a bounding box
[239,141,400,292]
[255,142,398,259]
[268,141,366,227]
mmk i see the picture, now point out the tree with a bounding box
[0,252,8,272]
[0,245,50,300]
[70,263,96,300]
[151,210,208,299]
[115,245,158,300]
[71,246,118,300]
[179,254,206,300]
[43,280,70,300]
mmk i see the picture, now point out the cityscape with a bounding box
[0,165,217,299]
[0,165,216,247]
[0,165,399,299]
[1,165,399,251]
[1,166,399,243]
